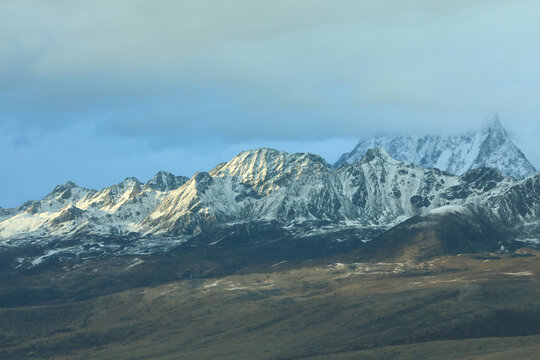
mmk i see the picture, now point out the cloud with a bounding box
[2,1,539,141]
[0,1,539,206]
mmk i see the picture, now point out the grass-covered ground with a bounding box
[1,251,538,359]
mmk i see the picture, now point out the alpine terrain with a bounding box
[335,117,536,179]
[0,138,539,360]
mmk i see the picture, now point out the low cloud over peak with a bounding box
[1,1,539,206]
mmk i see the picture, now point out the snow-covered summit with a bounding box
[209,148,330,195]
[144,171,188,192]
[334,117,536,179]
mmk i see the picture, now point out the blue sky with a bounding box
[1,0,539,207]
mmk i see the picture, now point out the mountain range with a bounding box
[0,119,538,268]
[1,120,540,360]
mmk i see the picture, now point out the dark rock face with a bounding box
[410,195,431,208]
[460,167,505,191]
[144,171,188,192]
[49,206,84,226]
[24,202,41,215]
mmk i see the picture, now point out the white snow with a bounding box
[31,248,65,266]
[503,271,533,276]
[336,121,536,179]
[428,205,466,215]
[270,261,288,268]
[515,238,540,245]
[126,258,145,270]
[204,281,220,289]
[0,212,52,239]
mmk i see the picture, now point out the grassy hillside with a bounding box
[1,251,538,359]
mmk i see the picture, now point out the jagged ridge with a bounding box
[335,117,536,179]
[0,147,538,266]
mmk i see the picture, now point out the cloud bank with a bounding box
[1,0,539,205]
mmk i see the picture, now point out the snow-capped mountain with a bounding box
[0,171,188,240]
[334,117,536,179]
[144,171,189,192]
[142,147,523,236]
[0,148,538,267]
[140,149,340,235]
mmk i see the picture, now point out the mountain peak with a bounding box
[154,170,172,177]
[483,115,505,133]
[46,181,80,199]
[239,147,282,157]
[206,148,330,197]
[108,177,142,192]
[211,148,329,178]
[335,118,535,179]
[55,181,79,190]
[361,148,393,163]
[121,177,141,185]
[145,171,188,191]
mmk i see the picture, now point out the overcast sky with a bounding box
[1,0,539,207]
